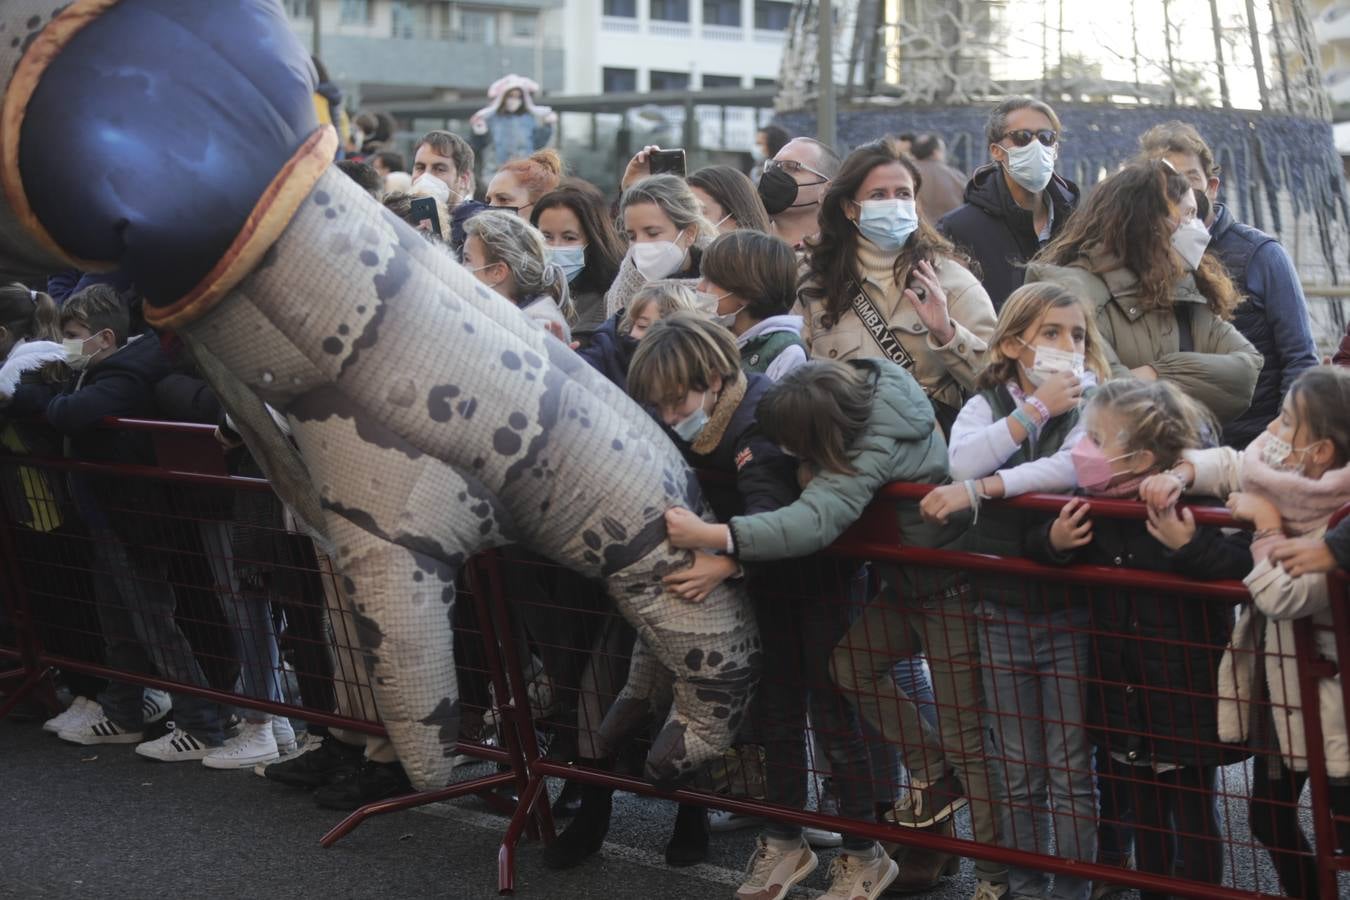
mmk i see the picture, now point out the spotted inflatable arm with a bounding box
[0,0,759,790]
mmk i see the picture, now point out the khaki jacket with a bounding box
[1025,254,1262,424]
[793,255,995,412]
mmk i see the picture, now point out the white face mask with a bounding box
[503,96,524,113]
[1259,432,1322,474]
[63,335,100,371]
[630,239,687,281]
[411,173,452,204]
[1171,217,1211,272]
[1018,339,1084,387]
[1001,141,1057,193]
[671,393,709,442]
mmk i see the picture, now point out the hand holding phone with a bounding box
[648,148,687,178]
[409,196,443,241]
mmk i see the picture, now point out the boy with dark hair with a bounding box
[49,285,227,760]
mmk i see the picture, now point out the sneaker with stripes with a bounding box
[58,710,144,745]
[136,727,216,761]
[142,689,172,725]
[272,716,298,754]
[44,696,100,734]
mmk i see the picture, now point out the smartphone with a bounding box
[648,148,687,178]
[409,196,443,240]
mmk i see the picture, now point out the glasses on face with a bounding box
[765,158,829,180]
[1000,129,1058,148]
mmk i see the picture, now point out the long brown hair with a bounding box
[532,186,625,294]
[801,139,969,324]
[756,360,876,475]
[687,165,772,233]
[1036,158,1239,319]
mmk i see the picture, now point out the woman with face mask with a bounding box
[604,174,717,320]
[531,186,624,340]
[1026,159,1262,427]
[468,74,557,171]
[462,210,575,343]
[796,139,997,437]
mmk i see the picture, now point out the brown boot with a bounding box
[884,817,962,894]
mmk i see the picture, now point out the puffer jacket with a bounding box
[939,164,1080,311]
[794,249,995,414]
[1026,510,1253,767]
[1025,251,1262,424]
[727,358,961,597]
[1209,204,1319,448]
[576,312,638,391]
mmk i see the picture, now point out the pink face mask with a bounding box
[1070,435,1137,493]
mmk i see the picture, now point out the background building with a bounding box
[1310,0,1350,165]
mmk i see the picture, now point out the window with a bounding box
[703,74,743,88]
[702,0,741,26]
[284,0,312,18]
[649,70,691,91]
[512,12,538,39]
[603,67,638,93]
[390,1,416,38]
[650,0,690,22]
[754,77,778,87]
[339,0,369,25]
[460,10,497,44]
[754,0,792,30]
[603,0,637,16]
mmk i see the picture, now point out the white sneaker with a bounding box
[141,689,171,725]
[43,696,98,734]
[253,729,321,777]
[803,826,843,849]
[736,837,818,900]
[202,721,279,770]
[135,727,215,761]
[271,716,297,754]
[58,711,143,745]
[818,847,898,900]
[710,810,762,833]
[483,673,558,728]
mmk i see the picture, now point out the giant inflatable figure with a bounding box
[0,0,760,790]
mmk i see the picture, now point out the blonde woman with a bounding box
[604,175,716,319]
[462,210,575,342]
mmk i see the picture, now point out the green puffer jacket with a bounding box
[728,358,961,596]
[1025,255,1262,425]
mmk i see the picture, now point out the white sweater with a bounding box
[947,379,1089,496]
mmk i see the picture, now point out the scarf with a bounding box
[690,370,747,456]
[1241,432,1350,537]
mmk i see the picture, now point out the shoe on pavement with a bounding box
[57,711,143,745]
[271,716,298,754]
[313,759,414,811]
[887,772,967,829]
[141,689,171,725]
[710,810,763,833]
[136,727,217,761]
[819,846,898,899]
[971,880,1009,900]
[262,734,363,788]
[254,730,322,777]
[44,696,98,734]
[203,721,280,770]
[736,836,818,900]
[885,815,960,893]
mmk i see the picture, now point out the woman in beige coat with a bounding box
[794,139,996,431]
[1025,159,1261,426]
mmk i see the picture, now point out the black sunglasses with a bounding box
[1000,129,1058,148]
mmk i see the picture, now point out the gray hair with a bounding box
[463,210,575,323]
[619,175,717,244]
[620,280,702,335]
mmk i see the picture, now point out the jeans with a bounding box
[756,562,876,852]
[91,531,224,744]
[831,579,1005,882]
[980,602,1096,900]
[198,522,281,721]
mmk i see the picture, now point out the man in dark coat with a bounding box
[939,97,1079,311]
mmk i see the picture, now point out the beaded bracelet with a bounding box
[1024,396,1052,425]
[1009,408,1041,440]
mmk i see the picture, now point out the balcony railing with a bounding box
[648,20,692,38]
[601,14,640,33]
[701,23,744,41]
[753,28,786,44]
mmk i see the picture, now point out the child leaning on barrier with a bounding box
[1025,379,1253,898]
[920,281,1111,900]
[1140,366,1350,900]
[45,285,227,760]
[633,317,890,900]
[665,357,986,900]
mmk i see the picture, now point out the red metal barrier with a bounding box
[2,416,1346,898]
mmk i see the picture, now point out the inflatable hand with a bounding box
[0,0,759,790]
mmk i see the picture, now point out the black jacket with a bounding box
[577,312,638,392]
[1026,511,1252,768]
[939,165,1080,311]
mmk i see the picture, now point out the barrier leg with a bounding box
[319,771,519,847]
[0,665,54,721]
[498,774,549,895]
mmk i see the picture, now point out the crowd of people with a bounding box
[2,91,1349,900]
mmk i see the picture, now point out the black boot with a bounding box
[551,779,584,819]
[263,735,363,789]
[313,759,414,811]
[664,802,709,867]
[542,781,614,869]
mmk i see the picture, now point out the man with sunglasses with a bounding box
[939,97,1080,311]
[757,137,842,252]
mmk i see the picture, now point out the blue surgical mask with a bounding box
[671,394,709,442]
[854,199,919,251]
[1001,141,1057,193]
[548,245,587,282]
